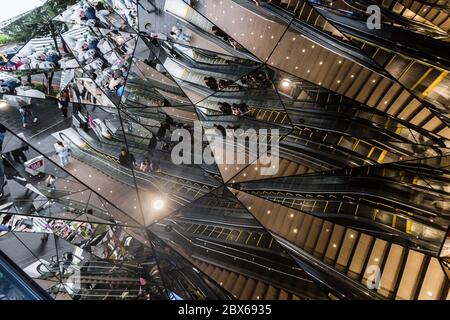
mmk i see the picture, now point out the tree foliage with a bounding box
[0,0,78,44]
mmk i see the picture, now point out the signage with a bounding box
[24,156,45,176]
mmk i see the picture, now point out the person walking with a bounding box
[170,27,191,42]
[55,141,70,167]
[19,105,37,128]
[46,175,57,194]
[58,94,69,118]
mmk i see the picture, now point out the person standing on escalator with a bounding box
[119,147,136,170]
[46,175,56,194]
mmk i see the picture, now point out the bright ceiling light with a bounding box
[153,199,164,210]
[281,79,291,88]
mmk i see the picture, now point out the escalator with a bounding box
[152,220,328,299]
[0,250,52,300]
[236,191,450,300]
[57,130,218,209]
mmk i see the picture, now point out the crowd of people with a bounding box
[58,0,135,30]
[64,27,133,98]
[115,114,187,173]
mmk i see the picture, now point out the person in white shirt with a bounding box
[46,175,57,193]
[55,141,70,167]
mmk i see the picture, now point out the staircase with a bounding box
[193,259,303,300]
[235,191,450,300]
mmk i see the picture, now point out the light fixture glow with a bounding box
[281,79,291,88]
[153,199,164,210]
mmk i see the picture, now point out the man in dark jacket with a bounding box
[119,147,136,169]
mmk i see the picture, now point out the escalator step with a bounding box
[239,278,257,300]
[264,285,278,300]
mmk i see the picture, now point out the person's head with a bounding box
[204,77,208,81]
[79,10,86,18]
[212,26,218,32]
[50,175,56,179]
[57,141,64,147]
[120,146,127,155]
[169,31,175,36]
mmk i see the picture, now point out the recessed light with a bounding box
[281,79,291,88]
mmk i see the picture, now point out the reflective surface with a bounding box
[0,0,449,300]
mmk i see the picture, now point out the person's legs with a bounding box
[18,151,27,164]
[20,113,26,127]
[59,155,65,167]
[29,108,38,123]
[11,152,20,163]
[63,155,69,166]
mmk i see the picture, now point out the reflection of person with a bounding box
[204,76,218,90]
[212,26,229,41]
[119,147,136,169]
[19,105,38,128]
[140,158,150,173]
[55,141,70,167]
[11,147,27,164]
[170,27,191,42]
[46,175,56,193]
[0,124,6,151]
